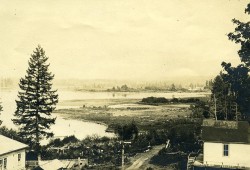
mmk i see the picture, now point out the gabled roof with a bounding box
[0,135,28,156]
[37,159,68,170]
[37,159,87,169]
[202,119,250,143]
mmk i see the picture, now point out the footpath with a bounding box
[125,144,165,170]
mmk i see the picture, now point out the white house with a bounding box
[193,119,250,169]
[0,135,28,170]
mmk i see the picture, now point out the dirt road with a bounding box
[126,144,165,170]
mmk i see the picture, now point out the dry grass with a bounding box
[55,98,192,131]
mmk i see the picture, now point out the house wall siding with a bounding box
[204,142,250,167]
[0,149,26,170]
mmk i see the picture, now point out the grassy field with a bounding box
[55,98,192,131]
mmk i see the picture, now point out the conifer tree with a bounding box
[211,3,250,120]
[12,45,58,153]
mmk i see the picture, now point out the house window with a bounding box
[3,158,7,169]
[223,144,229,156]
[0,159,3,169]
[18,153,21,162]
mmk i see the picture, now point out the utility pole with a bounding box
[121,141,131,170]
[214,95,217,121]
[235,102,238,121]
[121,143,124,170]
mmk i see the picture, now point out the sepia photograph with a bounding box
[0,0,250,169]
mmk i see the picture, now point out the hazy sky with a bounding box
[0,0,249,81]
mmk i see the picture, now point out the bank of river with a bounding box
[0,90,116,145]
[0,89,209,144]
[41,113,115,145]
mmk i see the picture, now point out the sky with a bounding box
[0,0,249,81]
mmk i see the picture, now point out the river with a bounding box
[0,89,209,144]
[0,89,116,144]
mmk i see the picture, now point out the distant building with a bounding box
[0,135,28,170]
[192,119,250,170]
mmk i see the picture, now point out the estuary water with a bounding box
[0,89,209,144]
[0,89,116,144]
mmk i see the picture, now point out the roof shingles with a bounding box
[202,120,250,143]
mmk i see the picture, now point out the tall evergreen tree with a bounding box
[12,45,58,153]
[222,3,250,119]
[228,4,250,67]
[211,3,250,120]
